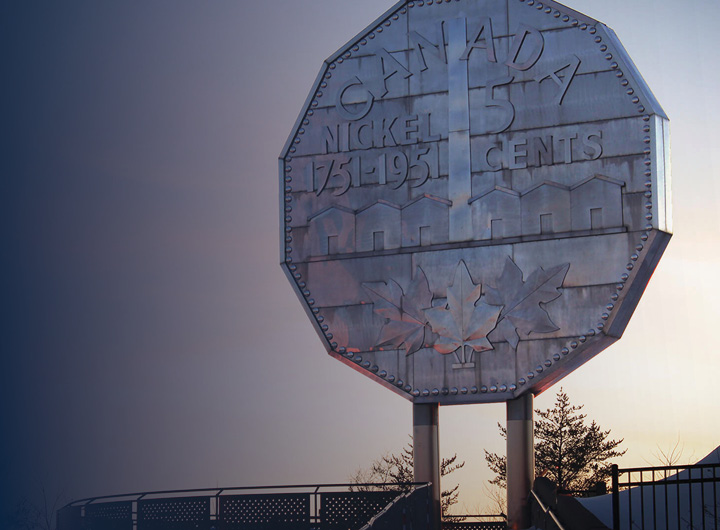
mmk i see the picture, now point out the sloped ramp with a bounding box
[359,484,432,530]
[531,477,609,530]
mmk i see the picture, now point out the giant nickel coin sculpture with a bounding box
[280,0,671,404]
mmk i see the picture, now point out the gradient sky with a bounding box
[2,0,719,518]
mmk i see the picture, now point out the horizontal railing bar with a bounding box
[617,477,720,488]
[63,482,429,508]
[616,463,720,474]
[445,514,507,519]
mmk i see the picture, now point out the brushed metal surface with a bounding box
[281,0,671,404]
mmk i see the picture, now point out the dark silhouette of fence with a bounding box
[611,463,720,530]
[56,483,511,530]
[56,483,434,530]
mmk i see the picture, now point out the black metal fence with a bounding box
[56,483,432,530]
[611,463,720,530]
[442,514,507,529]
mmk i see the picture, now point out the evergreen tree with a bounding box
[484,389,626,492]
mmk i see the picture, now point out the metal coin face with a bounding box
[280,0,671,404]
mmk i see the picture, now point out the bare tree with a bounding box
[6,485,66,530]
[645,439,695,467]
[350,436,465,517]
[481,483,507,516]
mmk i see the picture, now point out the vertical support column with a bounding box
[446,17,473,243]
[413,403,441,530]
[506,393,534,530]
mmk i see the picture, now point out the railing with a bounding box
[530,489,566,530]
[442,514,507,529]
[611,463,720,530]
[56,483,431,530]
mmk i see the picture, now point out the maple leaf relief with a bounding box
[363,267,433,356]
[361,257,569,362]
[484,257,570,350]
[424,261,502,360]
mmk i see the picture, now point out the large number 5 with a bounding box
[315,157,352,197]
[409,147,431,188]
[485,76,515,134]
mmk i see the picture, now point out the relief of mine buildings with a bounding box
[305,175,625,258]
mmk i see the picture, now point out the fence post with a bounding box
[611,464,619,530]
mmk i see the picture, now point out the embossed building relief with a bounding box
[281,0,672,404]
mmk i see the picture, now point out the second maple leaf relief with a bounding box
[424,263,501,368]
[363,258,570,369]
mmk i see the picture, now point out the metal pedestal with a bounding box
[413,403,441,530]
[506,394,534,530]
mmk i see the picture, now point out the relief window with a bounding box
[540,213,553,234]
[373,231,385,251]
[327,235,339,255]
[491,219,504,239]
[420,226,432,246]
